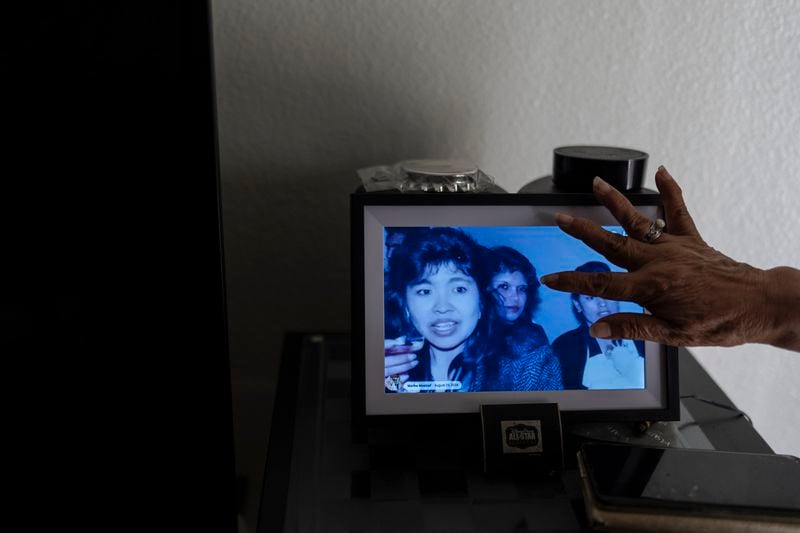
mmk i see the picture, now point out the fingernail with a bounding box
[409,353,417,360]
[593,176,611,193]
[590,322,611,338]
[555,213,574,227]
[540,274,558,285]
[657,165,666,172]
[411,360,418,366]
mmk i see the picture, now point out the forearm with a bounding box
[759,267,800,352]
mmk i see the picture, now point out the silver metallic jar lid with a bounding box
[400,159,479,192]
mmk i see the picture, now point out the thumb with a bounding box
[384,336,406,348]
[590,313,674,344]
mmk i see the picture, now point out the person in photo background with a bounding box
[551,261,645,390]
[485,245,549,351]
[383,227,563,392]
[472,243,564,389]
[384,227,414,272]
[384,227,418,340]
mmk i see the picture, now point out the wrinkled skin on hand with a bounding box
[541,167,799,351]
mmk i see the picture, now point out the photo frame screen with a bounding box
[362,203,671,416]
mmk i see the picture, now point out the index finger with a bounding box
[540,270,642,302]
[385,353,419,376]
[555,213,648,269]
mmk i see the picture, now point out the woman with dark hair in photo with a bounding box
[383,227,487,392]
[383,227,562,393]
[471,244,563,392]
[551,261,644,390]
[485,246,549,350]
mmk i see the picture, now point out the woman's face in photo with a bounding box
[491,270,528,322]
[574,294,619,325]
[405,262,481,352]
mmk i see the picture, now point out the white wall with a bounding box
[211,0,800,527]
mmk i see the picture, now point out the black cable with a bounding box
[679,395,752,430]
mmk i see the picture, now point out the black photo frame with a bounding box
[351,190,680,439]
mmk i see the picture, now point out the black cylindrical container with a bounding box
[552,146,647,192]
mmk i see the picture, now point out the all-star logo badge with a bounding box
[505,424,539,448]
[500,420,543,454]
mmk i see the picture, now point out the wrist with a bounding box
[757,267,800,352]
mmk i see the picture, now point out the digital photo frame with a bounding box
[351,191,680,431]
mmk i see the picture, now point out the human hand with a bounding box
[540,166,799,350]
[606,340,643,380]
[384,336,422,391]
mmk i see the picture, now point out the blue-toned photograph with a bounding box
[382,226,645,394]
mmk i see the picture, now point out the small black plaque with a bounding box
[480,403,563,476]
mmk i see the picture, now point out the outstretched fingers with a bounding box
[541,270,641,302]
[554,213,648,270]
[589,313,677,344]
[655,166,701,239]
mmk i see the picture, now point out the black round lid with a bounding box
[552,145,648,192]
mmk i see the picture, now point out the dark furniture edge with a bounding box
[257,332,304,533]
[351,195,368,441]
